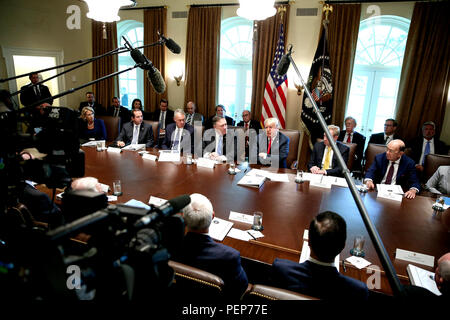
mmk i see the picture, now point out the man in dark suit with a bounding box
[161,109,194,154]
[175,193,248,298]
[338,116,366,171]
[203,116,230,161]
[152,98,174,147]
[236,110,262,131]
[251,117,289,168]
[407,121,448,172]
[79,91,105,115]
[20,72,53,133]
[106,96,131,131]
[20,72,53,108]
[205,104,235,129]
[365,139,420,199]
[116,109,153,148]
[185,101,204,126]
[308,125,350,177]
[368,118,401,145]
[272,211,368,301]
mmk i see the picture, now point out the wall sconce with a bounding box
[174,74,183,86]
[294,82,304,96]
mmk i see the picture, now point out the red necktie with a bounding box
[347,134,351,143]
[245,122,249,130]
[385,161,395,184]
[267,138,272,154]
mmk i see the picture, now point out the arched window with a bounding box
[218,17,253,121]
[117,20,144,109]
[345,16,410,139]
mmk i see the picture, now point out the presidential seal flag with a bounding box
[301,27,333,146]
[261,23,288,129]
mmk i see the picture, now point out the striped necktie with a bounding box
[186,114,192,125]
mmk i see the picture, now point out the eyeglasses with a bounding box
[384,124,393,127]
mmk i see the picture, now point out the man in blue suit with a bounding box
[175,193,248,298]
[251,117,289,168]
[161,109,194,154]
[364,139,420,199]
[272,211,368,300]
[308,125,349,177]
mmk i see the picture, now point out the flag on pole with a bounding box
[301,27,333,146]
[261,24,288,129]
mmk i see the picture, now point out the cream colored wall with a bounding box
[0,0,92,109]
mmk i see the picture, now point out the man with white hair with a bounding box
[71,177,104,193]
[251,117,289,168]
[308,125,349,177]
[161,109,194,154]
[175,193,248,298]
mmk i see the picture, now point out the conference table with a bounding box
[74,146,449,296]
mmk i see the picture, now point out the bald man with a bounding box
[364,139,420,199]
[435,252,450,296]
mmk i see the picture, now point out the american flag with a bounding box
[261,24,288,129]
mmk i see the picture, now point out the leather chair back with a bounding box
[364,143,387,173]
[97,115,120,142]
[423,154,450,182]
[143,120,159,143]
[345,143,358,171]
[243,284,319,301]
[168,260,225,301]
[279,129,300,168]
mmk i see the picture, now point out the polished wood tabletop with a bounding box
[79,146,450,295]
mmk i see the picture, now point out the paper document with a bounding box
[107,195,117,202]
[122,144,146,151]
[107,147,122,153]
[142,153,157,161]
[247,229,264,239]
[99,183,109,193]
[299,240,340,272]
[196,157,216,169]
[395,249,434,267]
[226,228,253,241]
[148,196,168,207]
[246,169,289,182]
[346,256,372,269]
[407,264,441,296]
[81,140,99,147]
[158,150,181,162]
[309,174,332,189]
[208,217,233,241]
[229,211,254,224]
[125,199,150,210]
[237,174,266,188]
[333,177,349,188]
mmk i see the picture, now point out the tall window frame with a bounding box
[345,15,410,139]
[218,17,253,121]
[117,20,144,109]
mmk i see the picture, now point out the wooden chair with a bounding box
[423,154,450,183]
[242,284,319,301]
[279,129,300,169]
[97,115,120,142]
[168,260,225,301]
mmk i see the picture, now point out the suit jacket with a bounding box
[106,105,131,130]
[426,165,450,195]
[368,132,401,145]
[152,109,174,129]
[338,131,366,170]
[236,119,262,131]
[174,232,248,298]
[308,141,350,177]
[79,118,107,141]
[20,83,53,107]
[202,131,240,160]
[161,122,194,154]
[185,112,204,126]
[116,121,154,148]
[205,115,235,129]
[272,259,368,301]
[365,152,421,191]
[79,101,105,116]
[251,132,290,168]
[407,136,448,164]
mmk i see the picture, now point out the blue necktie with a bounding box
[217,136,223,156]
[422,141,431,165]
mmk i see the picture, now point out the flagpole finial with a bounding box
[322,3,333,22]
[277,6,287,19]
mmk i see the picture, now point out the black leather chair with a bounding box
[279,129,300,169]
[423,154,450,183]
[364,143,387,174]
[242,284,319,301]
[97,115,120,142]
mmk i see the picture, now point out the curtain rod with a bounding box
[190,1,290,8]
[120,5,166,11]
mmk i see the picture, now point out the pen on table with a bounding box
[320,175,324,183]
[342,260,347,272]
[247,231,256,240]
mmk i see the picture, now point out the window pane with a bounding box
[379,77,398,97]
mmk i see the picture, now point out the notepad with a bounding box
[208,217,233,241]
[407,264,441,296]
[237,174,266,188]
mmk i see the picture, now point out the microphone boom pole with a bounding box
[286,54,405,298]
